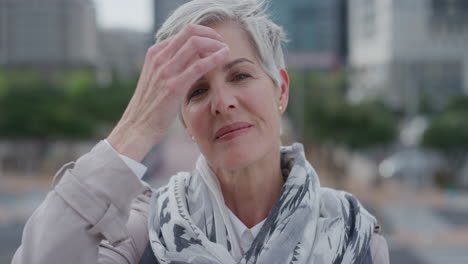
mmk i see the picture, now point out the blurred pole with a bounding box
[293,69,305,143]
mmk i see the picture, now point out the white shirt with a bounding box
[227,208,266,254]
[104,139,265,254]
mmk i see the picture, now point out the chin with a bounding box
[210,141,269,170]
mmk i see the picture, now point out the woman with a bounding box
[13,0,389,263]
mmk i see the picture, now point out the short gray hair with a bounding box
[156,0,287,86]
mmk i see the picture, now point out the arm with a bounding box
[98,184,152,264]
[12,141,148,264]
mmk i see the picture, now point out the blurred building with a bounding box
[349,0,468,113]
[0,0,98,69]
[153,0,189,35]
[98,29,151,80]
[270,0,348,69]
[153,0,349,70]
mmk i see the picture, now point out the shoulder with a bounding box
[370,226,390,264]
[318,187,368,215]
[319,188,389,263]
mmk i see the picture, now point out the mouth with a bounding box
[214,122,253,140]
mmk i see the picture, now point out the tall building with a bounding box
[349,0,468,113]
[98,29,151,79]
[0,0,98,69]
[269,0,348,69]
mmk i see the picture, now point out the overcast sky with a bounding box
[93,0,154,33]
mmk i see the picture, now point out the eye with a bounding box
[188,87,208,101]
[232,73,251,82]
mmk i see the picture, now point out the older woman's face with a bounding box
[181,21,289,170]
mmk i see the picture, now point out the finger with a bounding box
[170,24,224,54]
[172,46,230,99]
[150,37,172,58]
[131,38,173,108]
[139,38,172,85]
[175,47,222,78]
[155,24,225,66]
[134,39,172,96]
[163,36,227,75]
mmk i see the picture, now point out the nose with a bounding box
[210,87,237,115]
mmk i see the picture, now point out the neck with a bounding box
[210,146,284,228]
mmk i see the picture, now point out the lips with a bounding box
[214,122,253,140]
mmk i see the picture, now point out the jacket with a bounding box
[12,141,389,264]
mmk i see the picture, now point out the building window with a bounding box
[430,0,468,34]
[291,5,326,52]
[361,0,376,38]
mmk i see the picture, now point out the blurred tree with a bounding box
[422,96,468,151]
[306,101,397,149]
[288,70,397,150]
[4,69,43,90]
[0,71,8,97]
[0,82,96,139]
[0,69,136,139]
[422,96,468,186]
[445,95,468,112]
[91,75,136,123]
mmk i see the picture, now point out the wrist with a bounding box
[107,122,164,162]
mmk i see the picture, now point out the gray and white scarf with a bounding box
[148,143,377,263]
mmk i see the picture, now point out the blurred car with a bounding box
[378,148,447,188]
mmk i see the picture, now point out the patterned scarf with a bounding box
[148,143,377,263]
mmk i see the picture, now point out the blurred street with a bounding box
[344,177,468,264]
[374,186,468,263]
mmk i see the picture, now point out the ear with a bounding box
[277,68,289,114]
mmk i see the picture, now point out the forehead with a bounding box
[209,21,259,64]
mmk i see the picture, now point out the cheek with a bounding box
[249,88,278,125]
[183,103,210,138]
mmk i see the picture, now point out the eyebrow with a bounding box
[223,58,255,71]
[194,58,255,83]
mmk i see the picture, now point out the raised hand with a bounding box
[107,24,229,162]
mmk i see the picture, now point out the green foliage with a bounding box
[288,70,397,149]
[305,100,397,149]
[422,96,468,181]
[0,69,136,139]
[0,85,95,138]
[0,72,7,98]
[422,96,468,152]
[445,95,468,112]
